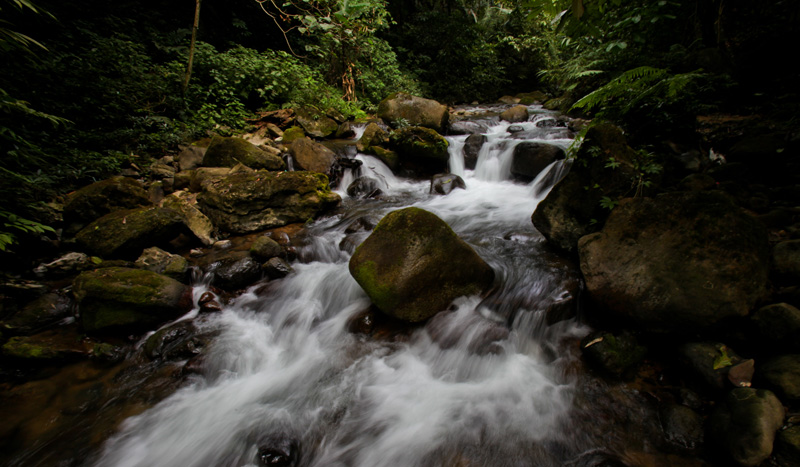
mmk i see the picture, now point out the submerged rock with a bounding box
[203,136,285,171]
[377,92,449,133]
[72,267,193,334]
[578,191,769,332]
[349,207,494,322]
[709,388,785,466]
[198,170,341,234]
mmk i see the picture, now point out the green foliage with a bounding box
[0,209,54,251]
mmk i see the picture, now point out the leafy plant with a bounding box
[0,209,54,252]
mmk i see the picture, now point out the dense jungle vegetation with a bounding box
[0,0,797,256]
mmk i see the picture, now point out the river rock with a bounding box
[72,267,193,334]
[33,252,94,278]
[143,320,209,361]
[429,173,466,195]
[75,206,187,259]
[63,176,152,232]
[250,236,283,261]
[759,355,800,403]
[347,176,383,199]
[660,403,705,449]
[679,342,746,391]
[377,92,449,133]
[511,142,565,181]
[774,426,800,467]
[177,144,206,171]
[369,146,399,171]
[1,292,73,335]
[389,126,450,176]
[2,331,89,362]
[335,122,357,139]
[289,137,336,175]
[499,105,529,123]
[203,136,284,171]
[209,256,262,291]
[162,190,217,246]
[349,207,494,322]
[356,122,390,152]
[580,330,646,377]
[464,134,485,170]
[263,257,292,280]
[135,247,189,283]
[709,388,785,466]
[294,106,339,138]
[773,240,800,282]
[578,191,769,332]
[752,303,800,352]
[533,123,638,252]
[198,170,340,234]
[517,91,548,104]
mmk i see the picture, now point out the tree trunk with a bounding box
[182,0,202,96]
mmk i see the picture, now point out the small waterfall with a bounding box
[446,135,467,177]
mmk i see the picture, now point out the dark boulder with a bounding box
[250,236,283,261]
[389,126,450,176]
[2,331,90,363]
[773,240,800,282]
[377,93,449,133]
[679,342,748,391]
[347,177,383,199]
[578,191,769,332]
[758,354,800,403]
[263,257,292,280]
[1,292,73,335]
[429,173,466,195]
[752,303,800,352]
[511,142,565,181]
[580,330,646,377]
[210,256,262,291]
[349,207,494,322]
[203,136,285,171]
[63,176,151,232]
[72,267,193,335]
[463,134,486,170]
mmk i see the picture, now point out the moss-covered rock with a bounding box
[294,106,339,138]
[516,91,548,105]
[249,236,283,261]
[1,292,73,335]
[1,332,89,362]
[356,122,390,152]
[580,330,646,377]
[72,267,193,335]
[389,126,450,176]
[198,170,341,234]
[75,206,187,259]
[135,247,189,283]
[281,126,306,144]
[368,146,400,171]
[349,207,494,322]
[289,137,336,175]
[499,105,529,123]
[578,191,769,332]
[63,176,152,232]
[377,93,449,133]
[203,136,285,170]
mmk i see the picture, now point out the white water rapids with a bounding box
[93,108,592,467]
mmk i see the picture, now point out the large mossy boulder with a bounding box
[294,106,339,138]
[63,176,152,231]
[349,207,494,322]
[389,126,450,175]
[289,137,336,175]
[198,170,341,234]
[511,142,565,181]
[203,136,284,170]
[75,206,187,259]
[72,267,193,334]
[709,388,785,466]
[532,123,638,253]
[2,332,90,362]
[377,93,449,133]
[578,191,769,332]
[356,122,390,152]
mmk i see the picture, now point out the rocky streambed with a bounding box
[1,93,799,466]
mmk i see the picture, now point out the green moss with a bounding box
[282,126,306,143]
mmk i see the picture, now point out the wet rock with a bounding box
[250,236,283,261]
[203,136,285,171]
[335,121,357,139]
[135,247,189,283]
[2,292,73,335]
[535,117,558,128]
[709,388,784,466]
[347,308,377,335]
[533,123,638,253]
[728,359,756,388]
[752,303,800,352]
[448,120,487,135]
[346,177,383,199]
[349,207,494,322]
[162,190,217,246]
[356,122,389,152]
[774,426,800,467]
[377,92,449,133]
[344,217,375,234]
[430,173,466,195]
[759,355,800,403]
[578,191,769,332]
[368,146,399,171]
[295,105,339,138]
[63,176,152,232]
[90,341,126,363]
[257,434,299,467]
[679,342,745,391]
[580,330,646,377]
[660,403,704,449]
[263,257,292,280]
[72,267,193,335]
[143,321,205,361]
[1,331,89,362]
[33,252,94,278]
[510,142,565,181]
[198,170,341,234]
[210,256,262,291]
[773,240,800,282]
[499,105,529,123]
[463,134,485,170]
[75,206,187,259]
[289,137,336,176]
[389,126,450,176]
[177,144,206,171]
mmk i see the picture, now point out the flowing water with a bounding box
[87,106,620,466]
